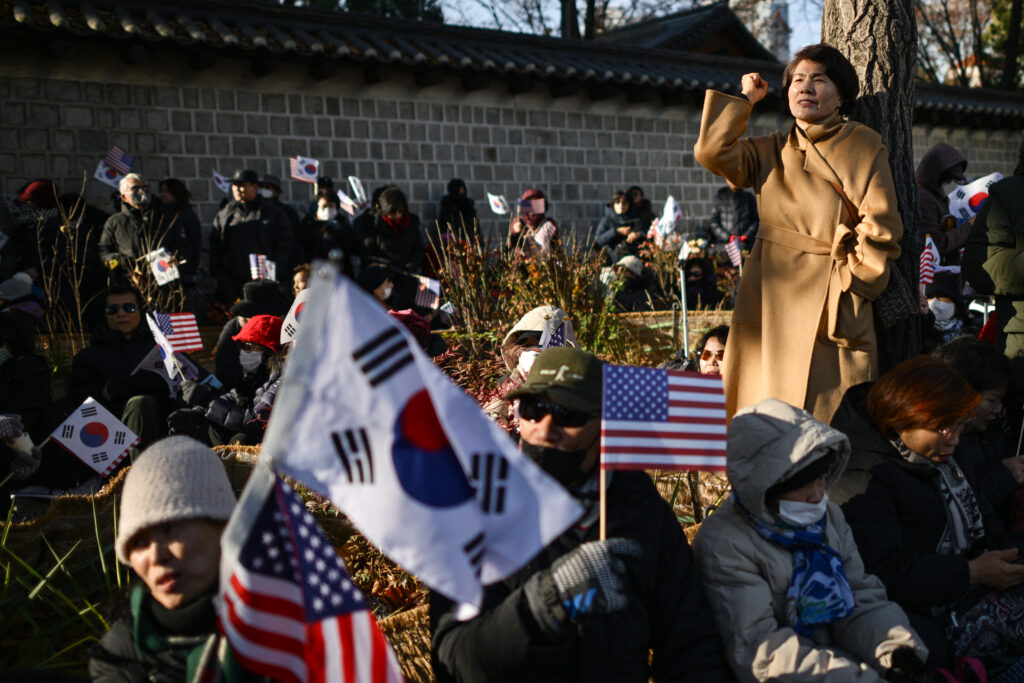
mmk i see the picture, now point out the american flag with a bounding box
[601,366,727,471]
[153,312,203,352]
[250,253,277,281]
[540,319,566,350]
[920,235,938,286]
[533,221,557,251]
[219,473,404,683]
[725,238,742,267]
[414,275,441,309]
[103,146,134,175]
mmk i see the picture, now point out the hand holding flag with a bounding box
[49,398,139,477]
[920,235,938,286]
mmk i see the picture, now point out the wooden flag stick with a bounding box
[1016,414,1024,458]
[599,466,607,541]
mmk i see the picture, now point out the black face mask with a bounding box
[521,441,590,487]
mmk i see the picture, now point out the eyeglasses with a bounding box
[127,185,150,193]
[701,349,724,362]
[938,420,969,439]
[105,303,138,315]
[518,397,597,428]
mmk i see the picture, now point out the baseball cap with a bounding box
[505,347,602,413]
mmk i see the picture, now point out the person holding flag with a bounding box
[693,399,929,681]
[431,347,729,683]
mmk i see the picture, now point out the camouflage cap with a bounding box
[505,347,602,414]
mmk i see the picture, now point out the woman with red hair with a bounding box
[831,356,1024,673]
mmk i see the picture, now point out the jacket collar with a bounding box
[789,111,847,187]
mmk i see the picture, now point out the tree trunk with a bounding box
[1004,0,1023,90]
[822,0,922,372]
[584,0,597,40]
[561,0,580,39]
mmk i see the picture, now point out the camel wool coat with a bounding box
[694,91,902,423]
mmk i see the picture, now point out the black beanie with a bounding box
[766,454,834,502]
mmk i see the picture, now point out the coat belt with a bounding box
[756,222,832,256]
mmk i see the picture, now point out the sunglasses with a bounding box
[518,397,596,428]
[127,185,151,193]
[701,349,724,362]
[105,303,138,315]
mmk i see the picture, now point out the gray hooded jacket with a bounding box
[694,399,926,682]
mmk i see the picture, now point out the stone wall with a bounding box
[0,40,1019,249]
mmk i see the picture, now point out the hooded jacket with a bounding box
[916,143,971,255]
[695,399,925,682]
[99,202,180,266]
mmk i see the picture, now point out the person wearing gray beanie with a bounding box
[90,436,241,681]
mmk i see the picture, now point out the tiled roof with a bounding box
[3,0,1022,126]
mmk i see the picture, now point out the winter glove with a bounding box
[10,445,41,480]
[102,376,139,403]
[524,538,641,636]
[167,408,208,440]
[884,647,938,683]
[180,380,215,408]
[0,414,25,441]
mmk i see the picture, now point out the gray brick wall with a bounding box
[0,52,1019,250]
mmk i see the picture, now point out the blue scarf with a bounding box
[735,496,855,635]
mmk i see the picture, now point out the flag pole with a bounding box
[1015,414,1024,458]
[599,466,607,541]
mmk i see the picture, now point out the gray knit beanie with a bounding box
[115,436,236,564]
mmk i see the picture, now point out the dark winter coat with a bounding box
[296,214,360,275]
[204,369,278,437]
[0,309,50,439]
[90,585,264,683]
[99,203,180,267]
[210,197,293,302]
[594,207,641,250]
[69,324,168,416]
[163,203,202,279]
[358,210,424,275]
[626,199,656,230]
[683,256,724,310]
[706,186,759,245]
[954,425,1020,544]
[214,317,244,392]
[962,175,1024,359]
[614,270,659,312]
[916,144,971,256]
[431,470,729,683]
[437,194,478,240]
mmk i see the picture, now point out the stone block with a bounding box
[351,119,369,139]
[349,140,368,158]
[44,80,80,102]
[77,129,106,151]
[333,119,352,138]
[368,141,383,159]
[455,126,470,143]
[171,111,192,132]
[236,91,259,112]
[407,122,426,141]
[93,108,114,129]
[389,121,407,139]
[118,110,142,129]
[417,143,434,162]
[494,163,514,181]
[578,131,596,147]
[270,116,290,135]
[377,100,397,119]
[0,130,18,150]
[157,133,183,155]
[358,100,375,118]
[21,154,46,177]
[171,157,197,177]
[49,154,71,177]
[369,120,387,139]
[0,77,7,98]
[331,140,347,158]
[61,106,93,128]
[217,91,235,110]
[443,104,458,122]
[375,161,393,178]
[326,97,340,116]
[281,138,307,156]
[246,114,268,135]
[23,129,46,151]
[194,112,215,133]
[51,129,75,152]
[292,117,315,137]
[2,103,24,125]
[201,89,217,109]
[134,133,156,154]
[257,137,280,158]
[184,135,206,155]
[183,88,199,108]
[567,112,583,129]
[106,83,130,105]
[260,93,286,113]
[316,118,331,137]
[207,135,231,156]
[342,98,360,117]
[154,87,181,108]
[131,87,152,107]
[356,160,374,177]
[441,126,455,143]
[84,83,104,103]
[471,127,488,145]
[397,101,414,120]
[146,110,169,130]
[473,165,493,182]
[216,113,245,134]
[304,95,324,116]
[145,158,170,179]
[635,117,653,133]
[233,137,256,157]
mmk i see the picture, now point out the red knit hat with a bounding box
[231,314,282,353]
[17,180,58,209]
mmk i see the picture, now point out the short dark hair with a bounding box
[783,44,859,117]
[696,325,729,355]
[611,190,627,205]
[379,188,408,216]
[867,356,978,439]
[933,335,1012,393]
[315,188,338,205]
[159,178,191,204]
[105,284,143,309]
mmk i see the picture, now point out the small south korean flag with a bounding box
[146,247,180,286]
[49,398,139,477]
[280,287,310,345]
[290,156,320,184]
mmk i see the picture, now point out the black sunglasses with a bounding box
[518,397,596,428]
[105,302,138,315]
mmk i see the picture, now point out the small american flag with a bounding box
[725,239,742,267]
[414,275,441,309]
[103,146,135,175]
[540,319,566,350]
[601,366,727,471]
[533,221,557,251]
[153,312,203,352]
[219,472,404,683]
[920,235,938,286]
[250,254,277,281]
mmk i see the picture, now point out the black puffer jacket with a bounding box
[437,194,478,241]
[210,197,293,302]
[916,143,971,256]
[98,203,180,266]
[358,210,424,274]
[68,324,168,416]
[706,186,758,245]
[431,470,729,683]
[162,202,202,279]
[0,310,50,440]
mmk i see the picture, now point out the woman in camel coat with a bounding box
[694,44,903,423]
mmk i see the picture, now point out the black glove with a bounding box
[180,380,214,408]
[524,538,641,635]
[884,647,938,683]
[167,408,207,440]
[0,414,24,441]
[102,376,139,403]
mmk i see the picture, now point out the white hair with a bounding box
[118,173,145,195]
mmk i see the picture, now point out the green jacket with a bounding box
[963,175,1024,359]
[89,584,253,683]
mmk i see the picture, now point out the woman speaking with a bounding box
[695,44,903,423]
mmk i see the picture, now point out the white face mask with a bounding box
[257,188,274,199]
[238,349,264,372]
[517,349,539,376]
[381,286,392,301]
[778,494,829,527]
[317,206,338,222]
[928,298,956,322]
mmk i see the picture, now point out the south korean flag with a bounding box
[280,287,309,345]
[49,398,139,477]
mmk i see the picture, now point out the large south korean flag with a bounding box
[262,263,582,611]
[49,398,139,477]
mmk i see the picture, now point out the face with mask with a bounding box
[776,474,828,527]
[257,188,275,199]
[517,396,600,487]
[237,343,267,373]
[928,297,956,322]
[316,198,339,222]
[121,179,152,210]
